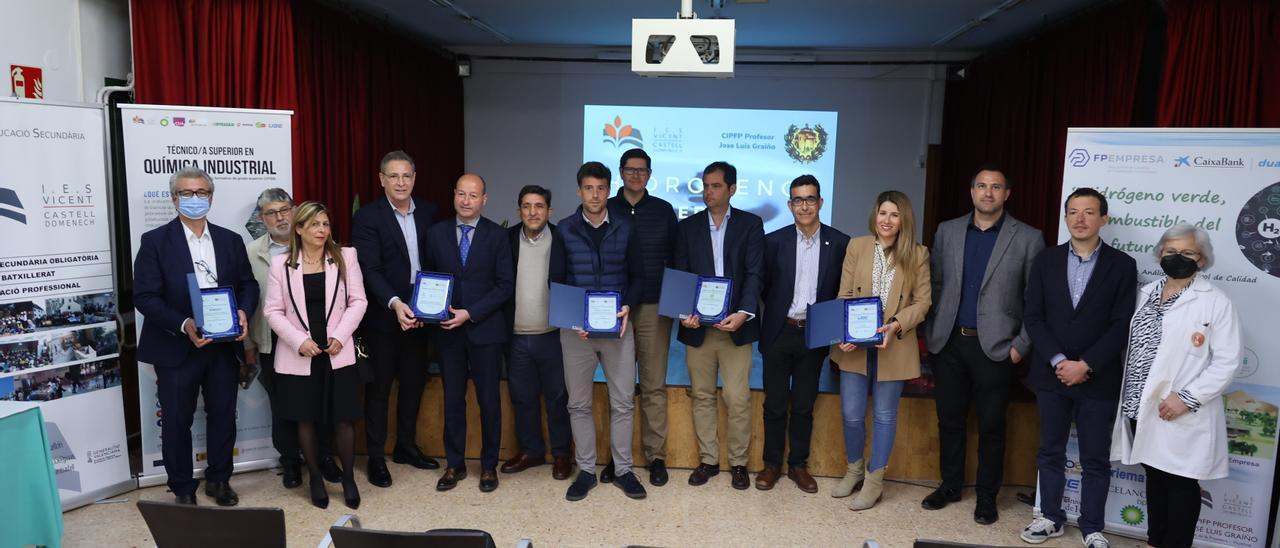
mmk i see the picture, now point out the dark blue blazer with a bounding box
[424,216,515,346]
[673,207,765,347]
[1023,241,1137,400]
[133,218,259,367]
[759,223,850,353]
[350,197,439,334]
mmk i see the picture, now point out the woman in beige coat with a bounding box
[830,190,932,510]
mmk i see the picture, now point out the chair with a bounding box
[915,540,1015,548]
[320,514,531,548]
[136,500,286,548]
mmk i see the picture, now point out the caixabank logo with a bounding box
[0,187,26,224]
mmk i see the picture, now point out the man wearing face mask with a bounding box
[134,167,258,506]
[245,189,342,489]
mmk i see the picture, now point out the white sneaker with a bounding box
[1020,517,1064,544]
[1082,532,1110,548]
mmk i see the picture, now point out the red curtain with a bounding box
[934,0,1153,244]
[291,1,463,241]
[131,0,297,109]
[1157,0,1280,127]
[129,0,463,241]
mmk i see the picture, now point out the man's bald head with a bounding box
[453,173,489,222]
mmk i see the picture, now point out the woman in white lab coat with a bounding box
[1111,224,1242,548]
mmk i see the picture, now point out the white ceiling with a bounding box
[339,0,1111,53]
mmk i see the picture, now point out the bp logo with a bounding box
[1235,181,1280,278]
[1120,505,1145,526]
[784,124,828,163]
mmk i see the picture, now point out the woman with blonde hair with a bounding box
[265,201,368,509]
[830,190,932,510]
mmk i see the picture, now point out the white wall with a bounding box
[0,0,131,103]
[463,58,946,237]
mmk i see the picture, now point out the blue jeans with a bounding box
[840,350,904,472]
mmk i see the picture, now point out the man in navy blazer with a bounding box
[673,161,765,490]
[350,150,441,488]
[1019,188,1136,548]
[756,175,850,492]
[133,167,257,506]
[424,173,515,493]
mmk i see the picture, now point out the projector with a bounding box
[632,17,735,78]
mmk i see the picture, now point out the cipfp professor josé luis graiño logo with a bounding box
[784,124,828,164]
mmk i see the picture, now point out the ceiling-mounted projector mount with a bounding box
[632,0,735,78]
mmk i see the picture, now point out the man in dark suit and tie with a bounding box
[424,173,515,493]
[922,165,1045,524]
[674,161,765,491]
[133,167,257,506]
[350,150,441,489]
[1018,188,1135,548]
[756,175,850,493]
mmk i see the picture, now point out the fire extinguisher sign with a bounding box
[10,65,44,99]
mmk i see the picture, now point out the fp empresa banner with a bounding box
[120,104,293,483]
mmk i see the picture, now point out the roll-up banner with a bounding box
[1045,129,1280,548]
[0,97,134,510]
[119,104,292,485]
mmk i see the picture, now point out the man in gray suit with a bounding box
[920,165,1044,525]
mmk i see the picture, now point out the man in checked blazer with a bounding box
[921,165,1045,525]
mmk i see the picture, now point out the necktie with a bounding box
[459,224,473,266]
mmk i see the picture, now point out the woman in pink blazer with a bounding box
[264,201,368,510]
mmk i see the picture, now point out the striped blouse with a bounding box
[1121,279,1200,419]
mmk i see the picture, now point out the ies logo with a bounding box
[603,116,644,148]
[0,187,26,224]
[784,124,828,163]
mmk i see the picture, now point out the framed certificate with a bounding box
[584,291,621,337]
[410,271,453,322]
[693,276,732,324]
[197,287,241,340]
[844,297,884,345]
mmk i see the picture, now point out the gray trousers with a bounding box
[560,329,636,476]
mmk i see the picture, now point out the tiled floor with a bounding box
[64,461,1148,547]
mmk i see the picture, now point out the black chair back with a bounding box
[136,500,286,548]
[329,526,497,548]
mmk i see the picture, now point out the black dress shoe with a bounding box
[393,446,441,470]
[320,455,343,483]
[204,481,239,507]
[688,463,720,486]
[342,479,360,510]
[974,496,999,525]
[174,493,197,505]
[436,467,467,491]
[309,477,329,509]
[565,471,597,501]
[648,458,668,487]
[599,461,615,483]
[367,458,393,488]
[730,465,750,490]
[921,486,961,510]
[614,471,647,499]
[478,469,499,492]
[281,461,302,489]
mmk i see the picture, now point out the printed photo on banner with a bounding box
[0,359,122,402]
[0,291,117,336]
[0,323,120,376]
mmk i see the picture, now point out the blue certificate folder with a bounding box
[804,297,883,349]
[658,268,732,324]
[187,273,241,340]
[410,271,454,322]
[549,283,619,339]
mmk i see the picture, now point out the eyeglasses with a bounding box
[194,260,218,285]
[175,190,212,199]
[788,196,820,207]
[1161,249,1200,260]
[261,206,293,219]
[381,173,413,182]
[621,167,651,177]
